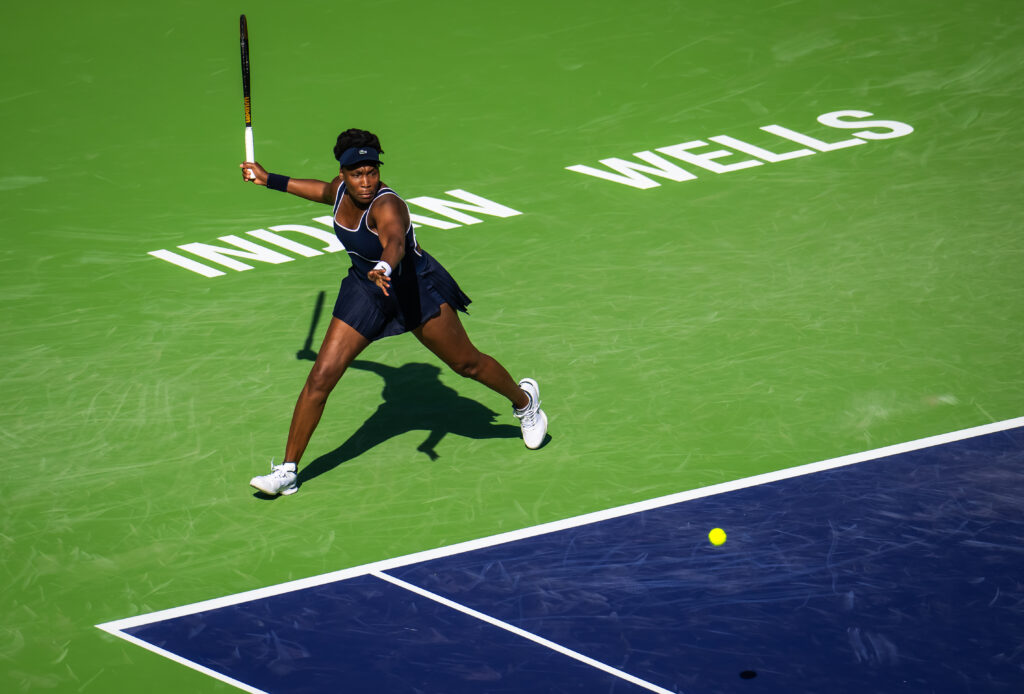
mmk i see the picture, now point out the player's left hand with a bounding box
[240,161,268,184]
[368,269,391,296]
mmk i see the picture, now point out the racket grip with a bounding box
[244,127,255,179]
[244,126,255,163]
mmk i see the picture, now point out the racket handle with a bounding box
[244,127,255,179]
[244,126,255,163]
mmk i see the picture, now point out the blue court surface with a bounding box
[99,420,1024,693]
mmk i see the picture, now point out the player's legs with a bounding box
[285,317,370,464]
[413,303,529,408]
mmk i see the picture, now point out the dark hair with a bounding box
[333,128,384,162]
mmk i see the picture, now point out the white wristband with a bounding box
[373,260,392,277]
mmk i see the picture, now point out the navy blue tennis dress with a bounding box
[330,182,471,340]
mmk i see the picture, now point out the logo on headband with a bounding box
[338,146,381,166]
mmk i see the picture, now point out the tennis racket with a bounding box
[240,15,255,179]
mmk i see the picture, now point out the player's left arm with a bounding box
[367,194,410,296]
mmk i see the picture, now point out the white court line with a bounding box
[96,416,1024,687]
[94,626,268,694]
[373,570,674,694]
[99,415,1024,632]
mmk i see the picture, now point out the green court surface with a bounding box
[2,0,1022,691]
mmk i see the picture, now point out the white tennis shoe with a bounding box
[514,378,548,449]
[250,461,298,496]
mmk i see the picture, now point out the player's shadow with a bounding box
[297,359,521,486]
[295,290,325,362]
[284,289,525,490]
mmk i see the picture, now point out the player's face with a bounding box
[342,164,380,205]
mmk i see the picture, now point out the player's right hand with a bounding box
[368,268,391,297]
[240,162,268,185]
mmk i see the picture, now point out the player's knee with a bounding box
[305,364,341,401]
[449,353,483,380]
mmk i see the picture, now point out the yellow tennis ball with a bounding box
[708,527,727,546]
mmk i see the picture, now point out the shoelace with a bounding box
[266,460,291,479]
[516,398,538,427]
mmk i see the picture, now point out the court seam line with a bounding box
[372,570,674,694]
[97,415,1024,634]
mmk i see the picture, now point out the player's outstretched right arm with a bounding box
[240,162,338,205]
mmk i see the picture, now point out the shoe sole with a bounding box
[250,480,299,496]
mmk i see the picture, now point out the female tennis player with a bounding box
[240,129,547,496]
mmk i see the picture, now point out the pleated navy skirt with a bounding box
[332,250,471,341]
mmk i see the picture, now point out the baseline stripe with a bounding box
[372,571,674,694]
[97,415,1024,635]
